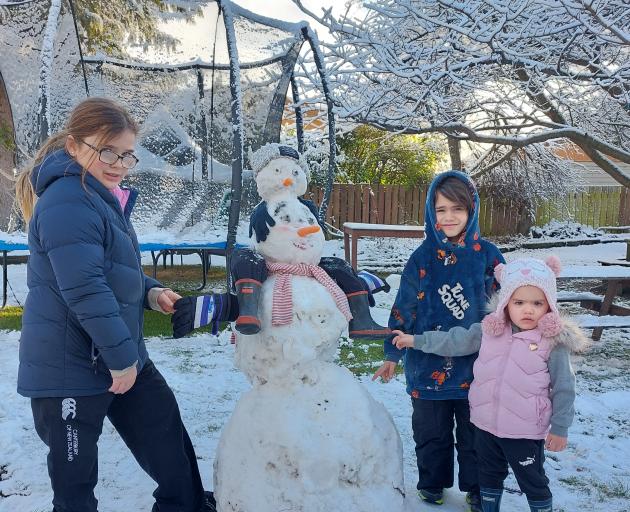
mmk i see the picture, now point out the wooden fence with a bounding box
[305,184,630,236]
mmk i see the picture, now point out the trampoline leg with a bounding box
[2,250,7,309]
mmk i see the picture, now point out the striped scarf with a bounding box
[266,262,352,326]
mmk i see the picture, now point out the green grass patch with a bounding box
[0,306,22,331]
[142,264,228,293]
[338,337,403,377]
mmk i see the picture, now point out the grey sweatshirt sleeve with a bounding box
[548,345,576,437]
[413,323,482,357]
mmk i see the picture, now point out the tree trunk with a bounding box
[447,136,462,170]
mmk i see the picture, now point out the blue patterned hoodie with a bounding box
[384,171,504,399]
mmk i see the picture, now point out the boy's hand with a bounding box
[109,366,138,394]
[545,433,567,452]
[392,329,414,349]
[372,361,397,383]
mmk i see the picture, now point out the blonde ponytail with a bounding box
[15,132,67,223]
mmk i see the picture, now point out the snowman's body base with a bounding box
[214,365,404,512]
[214,276,404,511]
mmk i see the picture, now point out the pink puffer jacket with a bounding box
[469,326,552,440]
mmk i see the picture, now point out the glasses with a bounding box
[80,140,139,170]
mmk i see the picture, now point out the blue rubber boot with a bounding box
[480,488,503,511]
[528,497,552,512]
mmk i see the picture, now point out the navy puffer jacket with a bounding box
[18,150,161,398]
[384,171,505,399]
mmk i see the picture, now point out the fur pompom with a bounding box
[544,255,562,277]
[482,312,506,336]
[538,312,563,337]
[493,263,505,283]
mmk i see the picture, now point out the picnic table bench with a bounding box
[343,222,425,270]
[559,264,630,340]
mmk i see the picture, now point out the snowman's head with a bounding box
[250,144,309,201]
[255,200,324,265]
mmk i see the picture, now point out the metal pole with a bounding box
[290,75,305,154]
[220,1,244,287]
[197,68,208,179]
[68,0,90,97]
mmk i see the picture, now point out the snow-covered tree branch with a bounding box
[293,0,630,187]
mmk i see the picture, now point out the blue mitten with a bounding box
[358,270,391,306]
[357,270,391,295]
[172,293,237,338]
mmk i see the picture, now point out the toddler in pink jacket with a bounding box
[393,256,589,512]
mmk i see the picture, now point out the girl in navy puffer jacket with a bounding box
[16,98,214,512]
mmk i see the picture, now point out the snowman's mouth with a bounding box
[292,241,308,250]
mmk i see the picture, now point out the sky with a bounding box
[233,0,336,24]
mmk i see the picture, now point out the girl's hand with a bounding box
[545,433,567,452]
[372,361,397,383]
[157,289,182,314]
[392,329,414,349]
[109,366,138,394]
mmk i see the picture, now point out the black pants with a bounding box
[411,398,478,493]
[31,360,204,512]
[475,426,552,502]
[231,249,366,295]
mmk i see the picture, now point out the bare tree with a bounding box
[293,0,630,187]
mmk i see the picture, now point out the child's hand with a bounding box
[545,433,567,452]
[392,330,414,349]
[372,361,397,383]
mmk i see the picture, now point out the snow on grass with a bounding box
[1,241,629,511]
[1,327,629,511]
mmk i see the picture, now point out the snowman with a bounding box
[213,144,405,512]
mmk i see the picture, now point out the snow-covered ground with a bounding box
[1,242,629,511]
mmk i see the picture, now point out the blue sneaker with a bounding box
[417,488,444,505]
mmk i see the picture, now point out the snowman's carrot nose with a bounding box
[297,225,320,237]
[283,177,294,187]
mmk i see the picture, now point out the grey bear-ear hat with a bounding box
[249,143,310,180]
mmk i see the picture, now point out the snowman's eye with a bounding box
[308,218,315,225]
[292,170,299,176]
[275,168,280,173]
[281,215,291,223]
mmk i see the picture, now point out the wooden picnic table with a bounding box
[343,222,425,270]
[559,264,630,340]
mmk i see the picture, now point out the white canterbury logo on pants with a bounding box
[61,398,77,421]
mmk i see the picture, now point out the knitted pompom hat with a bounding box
[482,255,563,337]
[249,143,310,180]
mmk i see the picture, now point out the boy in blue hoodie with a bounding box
[373,171,504,511]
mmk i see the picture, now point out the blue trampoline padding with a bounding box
[0,240,246,252]
[0,241,28,251]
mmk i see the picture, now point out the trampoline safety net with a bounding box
[0,0,332,240]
